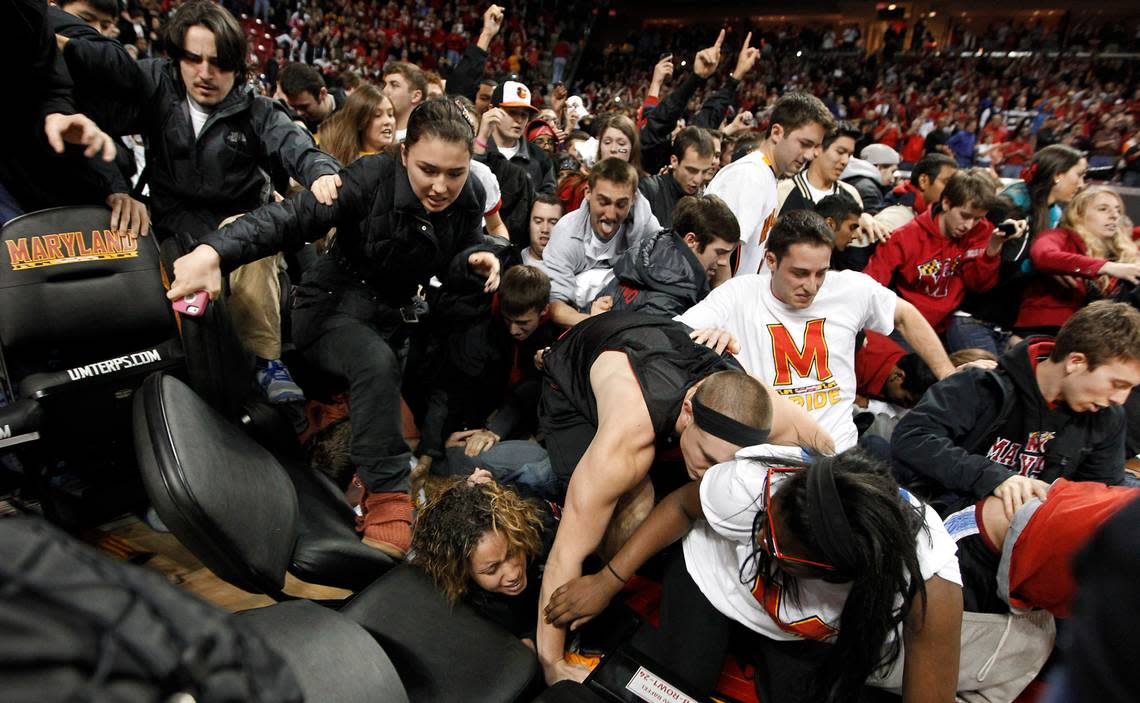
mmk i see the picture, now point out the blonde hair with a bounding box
[1061,187,1137,264]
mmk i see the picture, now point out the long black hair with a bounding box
[1021,144,1083,239]
[739,449,928,702]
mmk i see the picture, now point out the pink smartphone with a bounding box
[172,291,208,317]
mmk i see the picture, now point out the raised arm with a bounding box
[537,352,657,684]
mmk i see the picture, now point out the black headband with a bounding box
[691,395,770,448]
[804,460,860,573]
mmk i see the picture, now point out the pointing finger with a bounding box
[742,31,752,49]
[713,28,725,49]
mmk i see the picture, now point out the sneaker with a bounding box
[357,488,413,559]
[256,358,305,404]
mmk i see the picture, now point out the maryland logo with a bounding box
[5,230,138,271]
[915,255,961,297]
[768,319,833,386]
[752,573,838,641]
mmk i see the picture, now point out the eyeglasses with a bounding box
[763,466,836,571]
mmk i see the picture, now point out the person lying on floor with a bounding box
[410,471,558,646]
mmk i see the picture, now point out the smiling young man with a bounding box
[538,158,661,327]
[705,93,835,279]
[638,126,717,228]
[894,301,1140,518]
[597,194,740,318]
[864,170,1020,334]
[677,209,955,452]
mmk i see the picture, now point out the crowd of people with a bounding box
[5,0,1140,701]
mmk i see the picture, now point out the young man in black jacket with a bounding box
[892,301,1140,517]
[637,126,717,229]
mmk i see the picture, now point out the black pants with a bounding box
[300,318,411,493]
[538,383,598,499]
[654,550,882,703]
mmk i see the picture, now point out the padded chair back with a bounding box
[133,373,299,596]
[0,206,173,373]
[342,565,540,702]
[234,600,409,703]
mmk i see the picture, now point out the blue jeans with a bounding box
[944,315,1011,356]
[437,441,559,500]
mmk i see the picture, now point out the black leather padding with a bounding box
[530,682,608,703]
[0,206,172,366]
[0,398,44,437]
[342,565,541,703]
[133,372,299,595]
[233,600,409,703]
[282,458,396,591]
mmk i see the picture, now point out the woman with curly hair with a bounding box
[411,475,557,641]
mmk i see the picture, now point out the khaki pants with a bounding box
[228,253,284,361]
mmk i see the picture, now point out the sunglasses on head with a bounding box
[763,466,836,572]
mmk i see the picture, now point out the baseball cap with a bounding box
[861,143,900,166]
[492,80,538,111]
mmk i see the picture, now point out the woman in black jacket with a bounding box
[167,99,501,558]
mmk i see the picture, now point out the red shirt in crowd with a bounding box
[864,205,1000,331]
[1017,227,1111,331]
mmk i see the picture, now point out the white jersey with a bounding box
[676,270,896,450]
[683,446,961,645]
[705,149,779,277]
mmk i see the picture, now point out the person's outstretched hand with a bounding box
[44,112,116,161]
[167,244,223,301]
[693,29,725,79]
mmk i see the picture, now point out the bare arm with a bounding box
[537,352,657,684]
[901,576,963,703]
[894,299,954,380]
[765,384,836,455]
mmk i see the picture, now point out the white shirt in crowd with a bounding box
[497,142,521,160]
[683,445,961,647]
[676,270,897,451]
[187,97,211,138]
[705,150,779,277]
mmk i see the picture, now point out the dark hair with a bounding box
[500,265,551,317]
[742,449,927,703]
[895,353,938,402]
[909,153,957,188]
[338,70,362,92]
[671,126,715,161]
[823,120,861,150]
[766,209,835,262]
[1051,301,1140,369]
[532,192,563,211]
[815,192,862,224]
[1022,144,1084,239]
[587,157,639,192]
[279,62,325,99]
[672,194,740,248]
[478,78,498,89]
[411,480,544,603]
[404,98,475,153]
[767,92,836,139]
[165,0,248,78]
[940,170,997,210]
[692,370,772,433]
[383,61,428,101]
[61,0,120,16]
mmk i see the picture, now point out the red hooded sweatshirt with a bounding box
[864,204,1000,331]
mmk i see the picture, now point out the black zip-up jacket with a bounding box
[84,58,339,241]
[892,338,1125,510]
[200,154,491,334]
[595,229,710,318]
[637,172,687,229]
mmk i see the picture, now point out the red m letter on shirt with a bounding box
[768,319,833,386]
